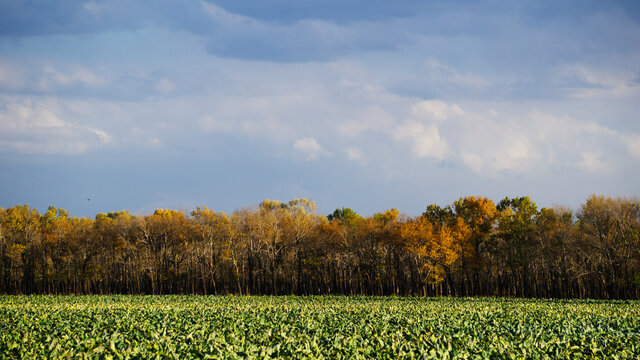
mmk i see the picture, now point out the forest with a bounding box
[0,195,638,299]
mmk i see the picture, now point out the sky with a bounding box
[0,0,639,218]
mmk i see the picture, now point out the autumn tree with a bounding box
[1,205,41,293]
[453,196,498,294]
[191,206,235,294]
[281,199,322,294]
[494,196,539,297]
[533,207,579,297]
[0,195,638,299]
[577,195,640,298]
[140,209,189,293]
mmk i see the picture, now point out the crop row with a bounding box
[1,296,639,359]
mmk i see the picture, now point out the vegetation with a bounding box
[1,195,639,298]
[1,296,638,359]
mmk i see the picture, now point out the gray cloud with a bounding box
[204,0,453,24]
[199,6,406,62]
[0,0,148,36]
[1,0,638,65]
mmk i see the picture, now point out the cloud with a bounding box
[0,60,26,89]
[37,65,104,91]
[200,114,235,134]
[0,0,409,62]
[345,146,365,162]
[0,98,111,154]
[154,79,175,94]
[0,60,108,95]
[1,0,638,69]
[553,63,640,99]
[394,120,449,160]
[423,59,492,92]
[576,152,610,173]
[387,59,496,99]
[0,0,148,37]
[293,137,332,160]
[622,134,640,161]
[198,2,406,62]
[0,56,201,101]
[389,99,639,176]
[460,152,484,174]
[337,105,396,138]
[147,137,162,146]
[412,99,465,121]
[205,0,437,24]
[454,112,543,175]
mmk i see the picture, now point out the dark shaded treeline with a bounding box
[1,195,639,299]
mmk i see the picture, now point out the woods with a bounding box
[0,195,638,299]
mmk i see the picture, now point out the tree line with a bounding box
[0,195,639,299]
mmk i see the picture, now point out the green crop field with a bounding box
[1,296,639,359]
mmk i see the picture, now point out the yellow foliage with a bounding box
[9,243,25,256]
[374,208,400,224]
[421,263,447,285]
[399,215,472,285]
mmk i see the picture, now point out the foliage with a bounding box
[0,296,638,359]
[0,195,639,298]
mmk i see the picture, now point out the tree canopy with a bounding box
[0,195,638,298]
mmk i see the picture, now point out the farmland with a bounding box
[1,296,639,359]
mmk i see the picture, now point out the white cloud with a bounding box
[345,146,365,162]
[392,101,634,176]
[394,120,448,160]
[88,128,112,143]
[622,134,640,162]
[200,114,235,133]
[0,139,89,154]
[0,52,635,182]
[293,137,332,161]
[38,65,103,91]
[155,79,175,94]
[411,99,464,121]
[0,60,110,95]
[1,101,66,130]
[337,106,395,138]
[147,138,162,146]
[0,98,111,154]
[492,133,534,172]
[461,152,483,174]
[423,59,492,91]
[555,63,640,99]
[453,118,539,175]
[576,152,610,173]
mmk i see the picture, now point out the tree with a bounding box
[494,196,538,296]
[2,205,41,293]
[140,209,189,294]
[400,215,467,294]
[191,206,234,294]
[327,207,361,225]
[40,206,72,293]
[577,195,640,298]
[453,196,498,294]
[534,207,579,298]
[281,199,321,294]
[0,195,638,299]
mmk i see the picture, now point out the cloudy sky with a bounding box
[0,0,639,217]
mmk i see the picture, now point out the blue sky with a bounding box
[0,0,639,217]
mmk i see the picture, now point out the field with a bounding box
[1,296,639,359]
